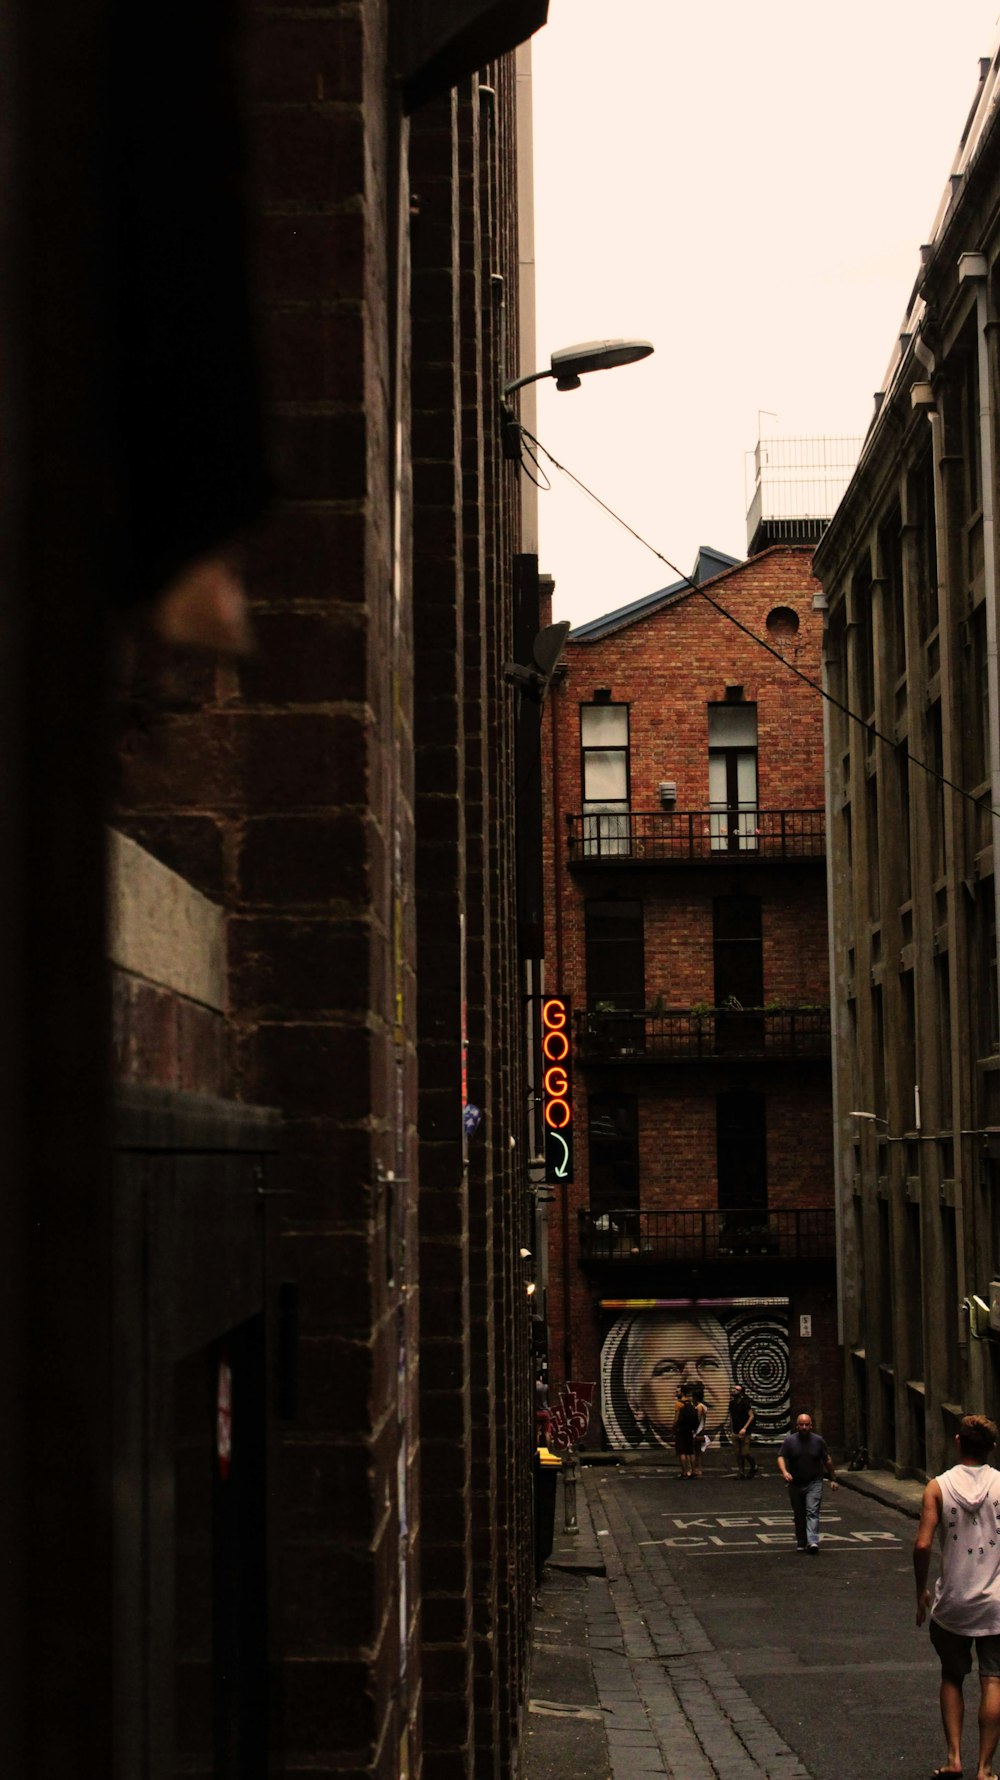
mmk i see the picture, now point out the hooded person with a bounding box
[914,1413,1000,1780]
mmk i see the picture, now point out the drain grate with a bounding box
[528,1699,605,1722]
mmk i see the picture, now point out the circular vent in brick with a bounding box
[766,605,800,638]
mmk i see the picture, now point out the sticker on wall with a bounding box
[600,1305,790,1450]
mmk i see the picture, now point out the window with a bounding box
[912,452,938,642]
[588,1095,639,1217]
[707,703,757,851]
[716,1090,766,1212]
[852,566,875,720]
[580,703,630,855]
[881,505,905,681]
[713,896,763,1007]
[585,900,644,1011]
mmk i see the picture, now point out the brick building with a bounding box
[812,40,1000,1480]
[5,5,548,1778]
[540,547,843,1455]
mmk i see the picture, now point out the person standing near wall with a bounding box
[729,1381,757,1479]
[777,1412,837,1550]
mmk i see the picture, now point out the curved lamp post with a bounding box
[503,337,654,397]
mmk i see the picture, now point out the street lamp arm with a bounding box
[502,366,554,397]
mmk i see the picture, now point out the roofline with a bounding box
[566,544,817,644]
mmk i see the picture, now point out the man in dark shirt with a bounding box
[729,1383,756,1479]
[778,1412,838,1552]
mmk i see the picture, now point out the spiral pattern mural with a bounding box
[726,1310,789,1441]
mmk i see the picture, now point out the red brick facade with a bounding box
[541,548,843,1448]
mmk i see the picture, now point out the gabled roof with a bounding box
[568,544,742,641]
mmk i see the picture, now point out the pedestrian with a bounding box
[729,1381,757,1479]
[914,1413,1000,1780]
[691,1383,708,1478]
[777,1412,838,1551]
[673,1385,700,1480]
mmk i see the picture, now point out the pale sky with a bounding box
[530,2,1000,627]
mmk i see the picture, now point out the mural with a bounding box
[600,1306,789,1449]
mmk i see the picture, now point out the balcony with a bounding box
[575,1005,830,1064]
[566,808,825,866]
[577,1206,836,1264]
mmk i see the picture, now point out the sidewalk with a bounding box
[522,1472,611,1780]
[836,1462,924,1520]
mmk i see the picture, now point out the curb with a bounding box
[837,1467,923,1521]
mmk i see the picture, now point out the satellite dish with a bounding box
[503,621,570,702]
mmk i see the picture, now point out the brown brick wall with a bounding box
[542,548,843,1446]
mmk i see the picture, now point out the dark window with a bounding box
[852,566,875,720]
[896,751,911,902]
[912,452,938,642]
[871,984,887,1121]
[881,505,905,680]
[707,703,757,851]
[866,774,880,920]
[966,604,989,789]
[580,703,629,854]
[928,702,945,878]
[899,971,917,1130]
[713,895,763,1007]
[963,346,983,518]
[972,880,1000,1058]
[936,953,952,1131]
[585,900,644,1011]
[716,1090,766,1212]
[588,1095,639,1216]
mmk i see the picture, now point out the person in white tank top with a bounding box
[914,1414,1000,1780]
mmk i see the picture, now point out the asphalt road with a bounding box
[590,1464,942,1779]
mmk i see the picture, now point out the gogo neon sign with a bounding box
[542,996,574,1183]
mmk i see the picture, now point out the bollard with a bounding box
[562,1451,579,1534]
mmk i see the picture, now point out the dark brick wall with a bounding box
[112,10,534,1778]
[542,549,843,1446]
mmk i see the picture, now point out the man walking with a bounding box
[729,1381,756,1479]
[777,1412,837,1551]
[914,1414,1000,1780]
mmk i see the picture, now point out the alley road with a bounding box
[584,1463,942,1779]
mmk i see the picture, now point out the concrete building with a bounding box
[540,547,842,1458]
[812,40,1000,1481]
[4,5,548,1777]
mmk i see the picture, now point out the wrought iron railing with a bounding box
[575,1006,830,1062]
[577,1206,835,1263]
[566,808,826,862]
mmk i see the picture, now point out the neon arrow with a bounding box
[551,1133,570,1178]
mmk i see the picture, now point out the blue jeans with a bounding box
[789,1477,824,1548]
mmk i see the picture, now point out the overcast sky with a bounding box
[530,2,1000,627]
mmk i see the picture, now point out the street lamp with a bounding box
[501,338,654,462]
[503,337,654,397]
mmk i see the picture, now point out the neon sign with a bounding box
[542,995,574,1183]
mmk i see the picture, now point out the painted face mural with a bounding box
[601,1307,790,1448]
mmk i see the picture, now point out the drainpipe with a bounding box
[816,595,844,1349]
[959,254,1000,1010]
[958,255,1000,1392]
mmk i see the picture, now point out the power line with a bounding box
[521,424,1000,824]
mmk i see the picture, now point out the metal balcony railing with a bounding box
[575,1006,830,1063]
[566,808,826,863]
[577,1206,836,1263]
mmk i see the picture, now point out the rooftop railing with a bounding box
[575,1005,830,1063]
[577,1206,835,1263]
[566,808,825,864]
